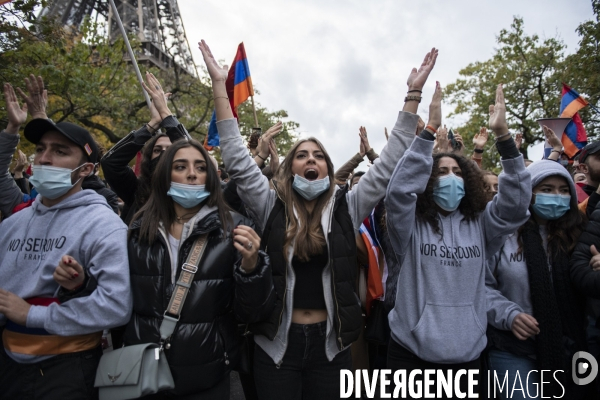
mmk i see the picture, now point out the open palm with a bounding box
[4,84,27,127]
[407,48,439,90]
[199,40,229,83]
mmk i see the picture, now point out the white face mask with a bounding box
[29,163,88,199]
[292,174,330,200]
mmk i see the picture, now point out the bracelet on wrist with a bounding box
[473,148,484,154]
[425,125,438,134]
[404,95,422,103]
[550,149,562,154]
[494,132,511,142]
[214,96,229,101]
[256,154,267,161]
[408,89,423,94]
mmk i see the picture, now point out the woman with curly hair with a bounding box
[384,84,531,398]
[486,128,589,400]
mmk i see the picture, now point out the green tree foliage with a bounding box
[445,17,565,168]
[0,0,298,160]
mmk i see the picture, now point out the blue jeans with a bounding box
[253,321,352,400]
[487,348,538,399]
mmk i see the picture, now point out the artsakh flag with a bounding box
[560,83,589,157]
[205,43,253,150]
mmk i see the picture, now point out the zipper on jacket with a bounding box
[272,189,289,341]
[326,195,344,350]
[102,131,136,160]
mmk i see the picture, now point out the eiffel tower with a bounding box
[39,0,197,77]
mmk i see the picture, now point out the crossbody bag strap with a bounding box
[159,233,209,345]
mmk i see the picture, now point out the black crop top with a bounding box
[292,250,328,310]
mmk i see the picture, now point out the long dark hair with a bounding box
[135,133,168,208]
[415,153,488,233]
[274,137,335,262]
[132,139,232,244]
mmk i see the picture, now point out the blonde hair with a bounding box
[275,137,335,261]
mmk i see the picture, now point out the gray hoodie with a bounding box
[384,136,531,363]
[0,190,132,363]
[218,111,418,364]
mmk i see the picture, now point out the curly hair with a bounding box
[415,153,488,233]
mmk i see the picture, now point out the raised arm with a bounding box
[347,48,438,229]
[101,73,187,206]
[200,40,274,231]
[334,131,365,185]
[384,82,442,258]
[0,83,29,217]
[482,85,531,256]
[471,127,488,168]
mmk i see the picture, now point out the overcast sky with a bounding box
[178,0,593,169]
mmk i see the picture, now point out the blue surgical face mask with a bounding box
[531,193,571,220]
[559,159,569,167]
[292,174,330,201]
[29,164,87,200]
[167,182,210,209]
[433,173,465,212]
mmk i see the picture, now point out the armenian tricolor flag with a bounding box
[0,0,14,5]
[359,210,384,316]
[205,43,254,150]
[560,84,589,157]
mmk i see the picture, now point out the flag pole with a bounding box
[250,94,259,128]
[108,0,151,109]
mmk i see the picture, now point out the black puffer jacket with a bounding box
[82,174,119,214]
[571,199,600,318]
[124,209,275,395]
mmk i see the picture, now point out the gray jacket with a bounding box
[0,131,26,218]
[218,111,418,364]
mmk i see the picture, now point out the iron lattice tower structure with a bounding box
[39,0,197,77]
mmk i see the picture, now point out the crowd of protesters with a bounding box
[0,39,600,400]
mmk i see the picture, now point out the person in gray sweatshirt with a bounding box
[0,79,132,399]
[384,84,531,398]
[200,39,438,399]
[486,154,589,399]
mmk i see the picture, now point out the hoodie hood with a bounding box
[527,160,577,205]
[31,189,112,215]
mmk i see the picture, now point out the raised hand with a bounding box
[407,48,439,91]
[437,125,449,153]
[427,81,443,131]
[53,255,85,291]
[511,312,540,340]
[141,72,172,121]
[269,139,280,173]
[4,83,28,133]
[233,225,261,273]
[543,126,562,151]
[16,74,48,120]
[489,84,509,137]
[473,127,489,149]
[359,126,371,154]
[515,132,523,150]
[453,131,465,156]
[14,150,27,173]
[257,122,282,160]
[198,40,229,84]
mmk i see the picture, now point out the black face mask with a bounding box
[150,152,162,174]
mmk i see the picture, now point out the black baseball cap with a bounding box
[24,119,99,164]
[579,141,600,164]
